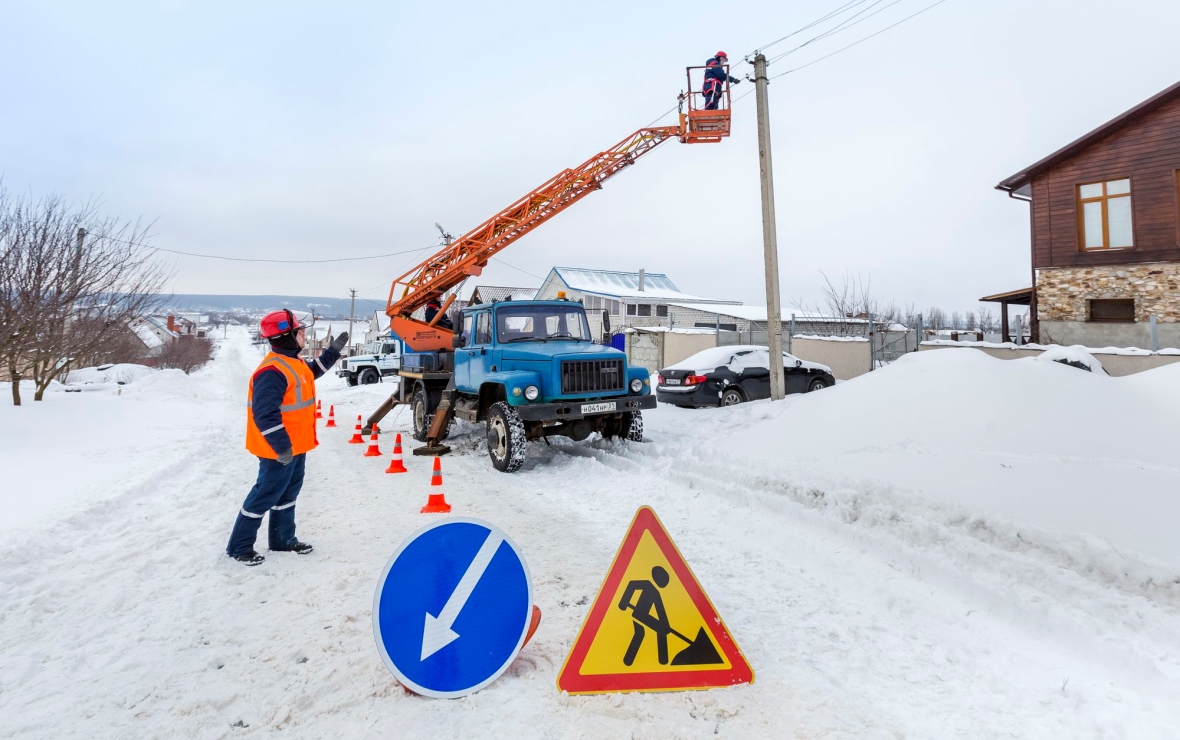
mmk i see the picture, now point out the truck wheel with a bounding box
[411,386,449,442]
[346,374,359,387]
[624,411,644,442]
[486,401,526,473]
[359,367,379,385]
[411,387,433,442]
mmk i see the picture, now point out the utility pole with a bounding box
[753,52,785,401]
[348,288,356,356]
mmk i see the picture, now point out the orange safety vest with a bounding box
[245,352,318,459]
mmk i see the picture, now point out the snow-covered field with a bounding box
[2,328,1178,738]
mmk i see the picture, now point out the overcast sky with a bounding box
[3,0,1179,318]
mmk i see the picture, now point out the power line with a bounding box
[765,0,903,65]
[490,256,544,280]
[770,0,952,79]
[753,0,875,55]
[99,232,441,264]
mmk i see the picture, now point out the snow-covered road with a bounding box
[2,328,1177,738]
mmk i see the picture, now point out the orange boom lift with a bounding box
[385,64,735,352]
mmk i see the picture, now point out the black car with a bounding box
[656,345,835,408]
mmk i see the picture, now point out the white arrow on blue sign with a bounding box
[372,517,533,698]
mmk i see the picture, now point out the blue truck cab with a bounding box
[398,298,656,472]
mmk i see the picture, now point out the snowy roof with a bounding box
[130,321,165,349]
[549,267,732,303]
[668,303,908,329]
[471,286,538,304]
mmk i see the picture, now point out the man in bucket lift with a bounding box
[703,51,741,110]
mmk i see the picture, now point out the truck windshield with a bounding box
[496,305,591,343]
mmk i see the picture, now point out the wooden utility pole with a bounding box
[348,288,356,356]
[754,53,785,401]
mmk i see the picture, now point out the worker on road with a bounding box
[424,296,453,331]
[226,310,348,566]
[703,51,741,110]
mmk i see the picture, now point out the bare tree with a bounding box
[949,311,963,331]
[977,306,996,333]
[925,306,947,331]
[0,188,169,404]
[156,336,214,373]
[965,311,977,331]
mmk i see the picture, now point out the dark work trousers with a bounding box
[226,454,307,556]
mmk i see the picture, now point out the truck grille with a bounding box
[561,359,625,394]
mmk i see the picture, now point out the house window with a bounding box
[1089,299,1134,322]
[1077,178,1133,250]
[656,305,668,318]
[637,304,652,317]
[607,299,620,316]
[584,295,602,310]
[627,303,636,316]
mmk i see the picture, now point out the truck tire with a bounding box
[411,387,433,442]
[624,410,644,442]
[346,374,359,387]
[411,386,450,442]
[486,401,526,473]
[358,367,380,385]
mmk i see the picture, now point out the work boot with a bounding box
[231,551,265,566]
[270,540,314,554]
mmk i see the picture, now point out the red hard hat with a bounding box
[715,51,728,59]
[259,309,313,339]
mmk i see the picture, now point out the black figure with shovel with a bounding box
[617,566,724,667]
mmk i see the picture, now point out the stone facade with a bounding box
[1037,263,1180,323]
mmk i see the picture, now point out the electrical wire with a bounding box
[753,0,874,54]
[770,0,951,79]
[490,256,544,280]
[765,0,903,65]
[99,232,443,264]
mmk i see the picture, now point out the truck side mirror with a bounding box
[452,334,467,349]
[602,310,611,335]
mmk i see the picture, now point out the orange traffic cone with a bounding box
[420,456,452,513]
[385,433,408,474]
[325,405,337,428]
[315,399,323,419]
[348,415,365,444]
[363,429,382,457]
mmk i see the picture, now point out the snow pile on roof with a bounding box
[553,267,730,302]
[721,348,1180,572]
[792,334,868,343]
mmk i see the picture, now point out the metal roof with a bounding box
[549,267,733,303]
[470,286,538,304]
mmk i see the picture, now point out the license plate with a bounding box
[581,402,617,414]
[664,378,681,385]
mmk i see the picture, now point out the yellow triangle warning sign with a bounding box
[557,506,753,694]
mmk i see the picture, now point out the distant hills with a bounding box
[160,294,383,319]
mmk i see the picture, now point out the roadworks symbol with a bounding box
[556,506,753,694]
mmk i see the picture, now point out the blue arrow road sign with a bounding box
[373,518,533,698]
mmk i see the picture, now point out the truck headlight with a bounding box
[630,378,643,393]
[524,385,540,401]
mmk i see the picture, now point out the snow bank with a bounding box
[65,363,155,386]
[1022,345,1105,373]
[720,349,1180,584]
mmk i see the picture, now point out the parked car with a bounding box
[656,345,834,408]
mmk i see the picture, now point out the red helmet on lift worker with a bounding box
[225,308,349,566]
[703,50,741,111]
